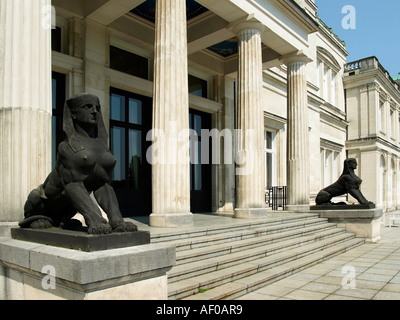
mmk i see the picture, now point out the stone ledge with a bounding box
[0,238,176,299]
[234,208,269,219]
[0,238,175,284]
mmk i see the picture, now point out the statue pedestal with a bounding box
[10,228,150,252]
[0,236,175,300]
[310,207,383,243]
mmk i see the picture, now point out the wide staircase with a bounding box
[149,212,365,300]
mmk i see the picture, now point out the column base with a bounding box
[150,212,193,228]
[285,204,310,212]
[0,222,18,238]
[234,208,268,219]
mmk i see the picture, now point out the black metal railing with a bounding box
[266,186,287,211]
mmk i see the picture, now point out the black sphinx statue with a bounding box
[315,158,374,207]
[19,93,138,234]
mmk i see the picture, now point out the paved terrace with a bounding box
[237,225,400,300]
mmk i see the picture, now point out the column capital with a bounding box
[229,14,266,37]
[281,50,313,66]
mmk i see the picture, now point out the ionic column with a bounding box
[233,22,268,219]
[285,53,312,211]
[150,0,192,227]
[0,0,52,234]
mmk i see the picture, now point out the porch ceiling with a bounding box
[53,0,317,73]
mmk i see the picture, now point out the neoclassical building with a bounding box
[0,0,350,233]
[344,57,400,213]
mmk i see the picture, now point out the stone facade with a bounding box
[344,57,400,213]
[0,0,360,231]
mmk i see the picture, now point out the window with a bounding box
[324,150,332,187]
[189,75,207,98]
[51,26,62,52]
[388,159,395,205]
[110,92,145,189]
[51,72,66,167]
[265,130,277,189]
[379,156,386,206]
[323,65,329,101]
[390,108,395,139]
[331,71,336,106]
[109,88,152,216]
[316,47,340,106]
[379,100,385,132]
[110,46,149,79]
[321,148,340,188]
[398,117,400,144]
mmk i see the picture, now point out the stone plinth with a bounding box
[312,208,383,243]
[11,228,150,252]
[0,238,175,300]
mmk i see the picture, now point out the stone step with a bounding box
[171,217,328,254]
[181,237,364,300]
[168,232,362,300]
[168,224,342,283]
[150,213,320,244]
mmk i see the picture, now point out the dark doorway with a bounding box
[189,109,212,213]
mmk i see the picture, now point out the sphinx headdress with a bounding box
[63,93,109,152]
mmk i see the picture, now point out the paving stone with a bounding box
[333,287,378,300]
[324,294,366,300]
[354,279,387,290]
[372,291,400,300]
[300,282,340,294]
[314,275,343,286]
[365,267,399,276]
[237,292,278,300]
[270,278,309,289]
[254,284,295,297]
[285,289,330,300]
[357,272,394,283]
[381,283,400,293]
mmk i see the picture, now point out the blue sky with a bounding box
[315,0,400,79]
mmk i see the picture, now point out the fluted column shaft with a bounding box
[0,0,52,227]
[149,0,192,227]
[286,57,310,209]
[234,22,268,218]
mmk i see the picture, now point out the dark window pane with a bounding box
[110,93,126,121]
[128,130,142,190]
[111,127,126,181]
[51,72,66,168]
[52,79,57,110]
[194,141,202,191]
[110,46,148,79]
[194,115,202,137]
[266,131,273,150]
[189,75,207,98]
[129,98,142,125]
[52,117,57,167]
[51,26,62,52]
